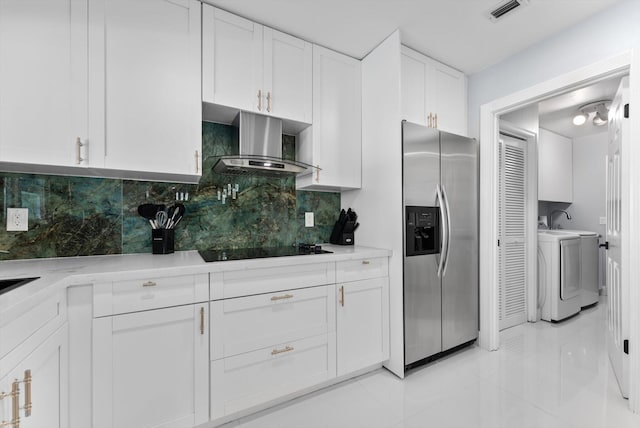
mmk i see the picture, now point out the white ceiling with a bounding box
[203,0,622,74]
[538,76,623,139]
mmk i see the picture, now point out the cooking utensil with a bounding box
[155,211,168,229]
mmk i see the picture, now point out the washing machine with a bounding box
[559,230,600,308]
[538,231,581,321]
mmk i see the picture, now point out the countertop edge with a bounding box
[0,245,392,320]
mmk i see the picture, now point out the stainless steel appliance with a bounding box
[402,121,478,370]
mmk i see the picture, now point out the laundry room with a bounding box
[498,73,625,327]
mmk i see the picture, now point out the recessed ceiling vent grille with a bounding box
[489,0,529,21]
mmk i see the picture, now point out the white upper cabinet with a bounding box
[401,46,468,136]
[0,0,88,167]
[263,28,312,123]
[538,128,573,202]
[89,0,202,178]
[202,7,262,113]
[297,45,361,191]
[202,5,312,124]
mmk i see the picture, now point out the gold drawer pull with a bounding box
[200,307,205,335]
[271,346,294,356]
[142,281,157,287]
[362,260,370,265]
[339,286,344,307]
[270,294,293,301]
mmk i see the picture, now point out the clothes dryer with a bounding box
[538,231,581,321]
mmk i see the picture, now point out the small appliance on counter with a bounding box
[137,203,185,254]
[330,208,359,245]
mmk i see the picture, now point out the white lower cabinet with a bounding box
[211,333,336,419]
[336,277,390,376]
[0,325,68,428]
[92,304,208,428]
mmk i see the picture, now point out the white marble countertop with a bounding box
[0,245,392,318]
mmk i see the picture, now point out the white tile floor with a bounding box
[221,298,640,428]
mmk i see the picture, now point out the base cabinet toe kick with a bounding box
[45,254,389,428]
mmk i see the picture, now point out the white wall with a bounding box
[468,0,640,138]
[501,104,539,134]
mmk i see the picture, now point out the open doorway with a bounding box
[478,51,640,409]
[497,74,622,329]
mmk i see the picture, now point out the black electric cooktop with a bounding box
[198,244,332,262]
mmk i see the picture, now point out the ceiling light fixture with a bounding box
[572,113,587,126]
[572,100,611,127]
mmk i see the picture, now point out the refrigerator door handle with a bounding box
[436,184,448,278]
[441,185,452,276]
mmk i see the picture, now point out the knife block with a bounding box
[330,220,355,246]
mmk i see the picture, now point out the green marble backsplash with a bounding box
[0,122,340,261]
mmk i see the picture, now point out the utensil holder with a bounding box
[152,229,174,254]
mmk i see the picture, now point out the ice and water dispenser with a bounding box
[405,206,440,256]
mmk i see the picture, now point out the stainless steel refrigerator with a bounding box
[402,120,478,370]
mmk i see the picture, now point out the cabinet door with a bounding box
[90,0,201,176]
[0,0,87,167]
[263,27,312,123]
[296,45,361,191]
[431,61,467,136]
[202,5,263,112]
[401,47,430,125]
[93,304,208,428]
[336,277,389,376]
[538,128,573,202]
[0,326,68,428]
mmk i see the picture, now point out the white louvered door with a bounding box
[498,134,527,330]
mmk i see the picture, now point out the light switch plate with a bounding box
[7,208,28,231]
[305,212,314,227]
[599,216,607,225]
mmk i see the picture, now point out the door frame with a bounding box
[498,121,538,325]
[478,49,640,412]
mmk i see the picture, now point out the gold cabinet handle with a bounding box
[427,113,432,128]
[75,137,84,165]
[0,380,20,428]
[257,89,262,111]
[22,370,31,418]
[270,294,293,301]
[339,286,344,307]
[200,307,205,335]
[266,91,271,112]
[316,166,320,183]
[142,281,157,287]
[271,345,294,356]
[362,260,370,265]
[195,150,199,174]
[434,113,438,128]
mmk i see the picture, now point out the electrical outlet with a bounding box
[599,216,607,225]
[7,208,28,231]
[305,212,314,228]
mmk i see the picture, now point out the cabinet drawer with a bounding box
[211,333,336,419]
[211,285,335,360]
[93,273,208,317]
[211,262,335,300]
[336,257,388,283]
[0,290,66,363]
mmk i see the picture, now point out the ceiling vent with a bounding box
[488,0,529,21]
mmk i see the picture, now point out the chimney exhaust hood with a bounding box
[213,111,312,177]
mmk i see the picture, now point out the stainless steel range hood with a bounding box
[213,111,310,177]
